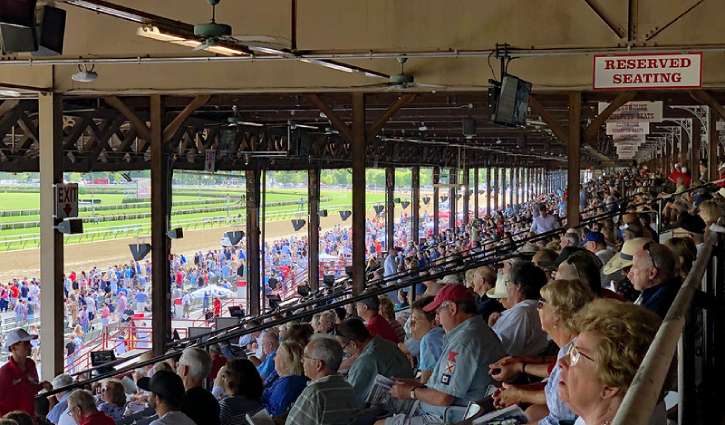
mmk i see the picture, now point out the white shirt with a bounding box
[530,214,559,234]
[492,299,549,356]
[150,410,196,425]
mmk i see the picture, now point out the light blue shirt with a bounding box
[46,393,69,424]
[422,316,505,422]
[539,342,576,425]
[418,327,445,372]
[492,299,549,357]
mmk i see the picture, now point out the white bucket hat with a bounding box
[5,328,37,350]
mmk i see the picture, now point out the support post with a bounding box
[385,166,395,251]
[351,93,366,296]
[493,166,500,212]
[433,167,440,235]
[307,167,320,291]
[567,92,582,227]
[691,118,701,182]
[449,168,457,231]
[39,93,64,380]
[411,166,420,245]
[709,108,719,182]
[473,168,479,219]
[486,165,492,215]
[150,95,171,356]
[245,167,261,316]
[462,166,470,225]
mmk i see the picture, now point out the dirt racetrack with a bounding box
[0,203,436,281]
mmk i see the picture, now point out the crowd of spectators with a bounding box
[0,162,724,425]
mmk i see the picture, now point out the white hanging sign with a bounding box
[606,121,650,136]
[598,101,663,122]
[593,53,702,90]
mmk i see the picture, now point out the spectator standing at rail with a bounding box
[530,204,559,235]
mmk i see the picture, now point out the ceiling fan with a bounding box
[226,106,264,127]
[365,56,445,91]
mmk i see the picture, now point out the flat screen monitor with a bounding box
[188,326,212,343]
[215,316,240,331]
[493,74,532,127]
[0,0,37,27]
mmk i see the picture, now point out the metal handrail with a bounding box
[612,224,722,425]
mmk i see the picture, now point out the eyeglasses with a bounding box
[568,342,595,366]
[536,297,547,309]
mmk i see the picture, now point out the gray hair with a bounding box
[178,347,212,381]
[307,336,343,373]
[67,389,98,414]
[562,231,580,246]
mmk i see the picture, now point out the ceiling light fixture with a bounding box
[0,89,21,97]
[300,58,354,73]
[137,25,242,56]
[72,64,97,83]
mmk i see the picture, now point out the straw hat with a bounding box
[602,237,651,276]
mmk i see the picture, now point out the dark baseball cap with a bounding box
[137,370,186,406]
[585,231,605,244]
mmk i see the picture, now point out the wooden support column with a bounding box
[385,167,395,251]
[485,166,492,215]
[433,167,440,235]
[448,168,457,230]
[691,118,701,182]
[150,95,171,355]
[709,108,719,181]
[462,167,470,225]
[411,166,420,244]
[493,167,500,212]
[245,167,261,316]
[473,168,479,219]
[39,93,64,380]
[567,92,582,227]
[307,167,321,291]
[351,93,366,296]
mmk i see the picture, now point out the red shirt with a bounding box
[80,411,116,425]
[365,313,400,344]
[0,356,41,416]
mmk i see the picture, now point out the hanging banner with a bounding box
[593,53,702,90]
[613,134,646,145]
[598,101,663,122]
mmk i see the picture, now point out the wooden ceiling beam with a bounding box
[584,91,638,143]
[163,95,211,143]
[104,96,152,141]
[529,95,568,145]
[305,94,352,142]
[368,94,417,140]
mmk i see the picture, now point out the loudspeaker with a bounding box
[167,228,183,239]
[56,218,83,234]
[373,205,384,215]
[291,219,306,231]
[129,243,152,261]
[318,209,328,217]
[441,196,448,202]
[463,117,476,138]
[401,201,410,209]
[34,5,65,56]
[0,22,35,53]
[224,231,244,246]
[339,210,352,221]
[394,197,401,203]
[423,196,431,205]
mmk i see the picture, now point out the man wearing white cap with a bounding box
[0,328,51,416]
[47,373,74,424]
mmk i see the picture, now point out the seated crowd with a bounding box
[0,165,724,425]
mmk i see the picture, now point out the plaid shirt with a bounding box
[285,374,361,425]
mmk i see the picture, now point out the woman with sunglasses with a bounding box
[490,279,595,424]
[558,299,661,425]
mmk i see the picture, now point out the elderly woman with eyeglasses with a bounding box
[97,379,127,422]
[558,299,662,425]
[489,279,595,424]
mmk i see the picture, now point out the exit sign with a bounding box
[55,183,79,219]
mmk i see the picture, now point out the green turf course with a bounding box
[0,187,388,250]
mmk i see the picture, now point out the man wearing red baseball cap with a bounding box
[379,284,505,425]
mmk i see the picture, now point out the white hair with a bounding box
[307,335,343,373]
[178,347,212,381]
[68,389,98,414]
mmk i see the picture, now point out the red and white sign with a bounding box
[55,183,79,219]
[593,53,702,90]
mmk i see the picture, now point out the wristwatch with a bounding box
[410,388,416,400]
